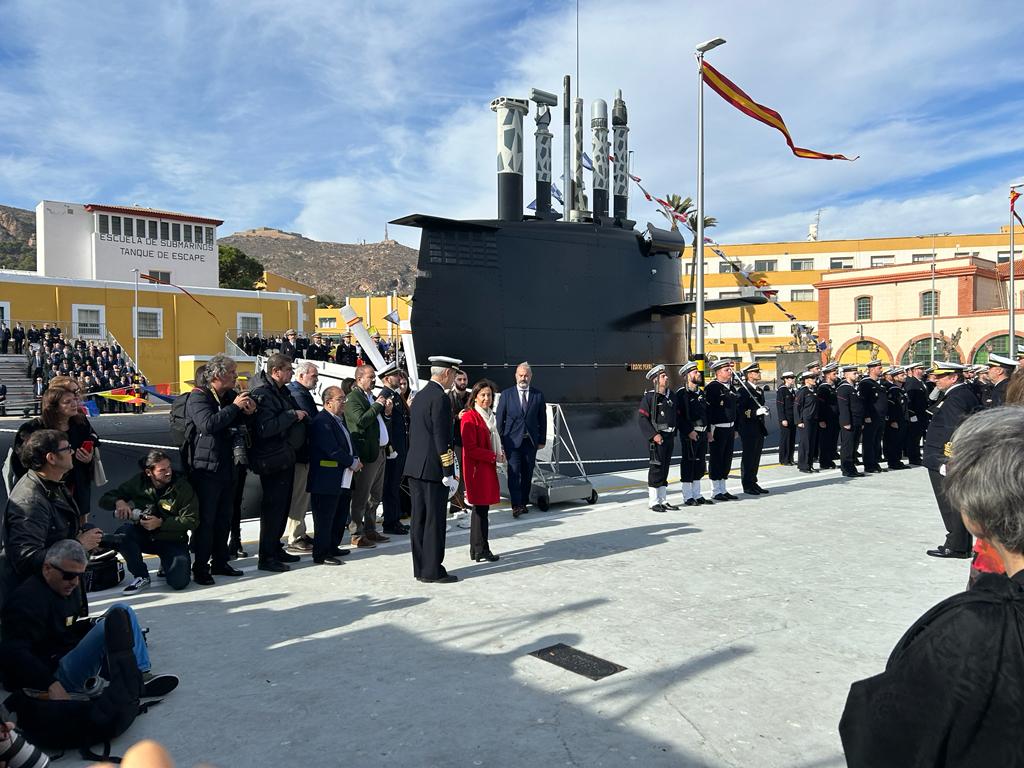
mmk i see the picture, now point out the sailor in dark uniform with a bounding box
[836,365,865,478]
[804,360,822,382]
[705,359,739,501]
[901,362,929,465]
[638,364,678,512]
[775,372,796,465]
[676,362,711,506]
[963,365,984,402]
[923,361,981,559]
[857,360,886,473]
[882,366,910,470]
[404,355,462,583]
[982,354,1015,407]
[815,363,840,470]
[736,363,769,495]
[795,370,820,473]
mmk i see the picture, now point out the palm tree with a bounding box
[661,193,718,360]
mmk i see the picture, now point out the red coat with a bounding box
[460,409,500,506]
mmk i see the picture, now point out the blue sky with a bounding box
[1,0,1023,248]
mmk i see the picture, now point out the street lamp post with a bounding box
[916,232,950,365]
[131,268,140,373]
[694,36,726,375]
[1011,183,1023,353]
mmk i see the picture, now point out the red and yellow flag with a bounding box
[701,61,857,161]
[1012,189,1023,229]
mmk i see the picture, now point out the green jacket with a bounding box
[98,472,197,544]
[345,388,386,463]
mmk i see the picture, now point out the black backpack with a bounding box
[168,392,195,469]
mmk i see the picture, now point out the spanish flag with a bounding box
[702,61,857,161]
[1012,189,1023,229]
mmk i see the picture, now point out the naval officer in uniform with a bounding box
[857,360,886,473]
[923,361,980,559]
[735,363,769,495]
[815,363,840,470]
[638,364,678,512]
[676,362,711,506]
[705,359,739,501]
[795,370,820,473]
[404,355,462,583]
[775,372,796,466]
[983,354,1015,407]
[836,365,865,478]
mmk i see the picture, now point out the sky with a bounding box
[1,0,1023,249]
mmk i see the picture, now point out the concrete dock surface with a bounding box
[67,462,966,767]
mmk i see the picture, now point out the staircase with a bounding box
[0,354,35,415]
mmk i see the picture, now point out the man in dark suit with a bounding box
[815,363,840,470]
[735,363,769,495]
[795,371,819,473]
[308,386,362,564]
[836,365,866,478]
[12,322,25,355]
[775,372,796,465]
[404,356,460,583]
[496,362,547,517]
[858,360,886,473]
[379,363,410,535]
[902,362,929,465]
[280,330,299,360]
[284,361,319,551]
[1,323,10,355]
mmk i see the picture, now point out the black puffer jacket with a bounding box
[248,371,304,475]
[184,387,244,473]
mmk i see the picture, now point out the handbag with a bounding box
[92,446,108,487]
[85,549,125,593]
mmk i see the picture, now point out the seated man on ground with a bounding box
[99,449,197,593]
[0,540,177,700]
[840,406,1024,766]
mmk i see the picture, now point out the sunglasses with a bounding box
[50,563,84,581]
[53,445,74,454]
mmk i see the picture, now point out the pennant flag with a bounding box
[82,399,100,417]
[582,152,594,171]
[527,199,537,211]
[143,385,176,404]
[139,273,221,325]
[1012,189,1023,229]
[550,182,565,205]
[701,61,857,161]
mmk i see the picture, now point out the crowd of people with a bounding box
[235,328,399,366]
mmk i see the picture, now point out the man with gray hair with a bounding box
[285,360,320,551]
[841,406,1024,765]
[496,362,547,517]
[345,364,393,548]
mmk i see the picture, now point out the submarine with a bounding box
[393,78,768,472]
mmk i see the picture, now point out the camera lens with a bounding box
[0,728,51,767]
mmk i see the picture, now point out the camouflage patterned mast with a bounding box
[591,98,610,221]
[490,97,530,221]
[612,89,630,223]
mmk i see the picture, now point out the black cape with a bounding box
[840,571,1024,766]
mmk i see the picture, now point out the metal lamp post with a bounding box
[131,268,140,373]
[694,37,726,375]
[916,232,950,365]
[1011,183,1023,352]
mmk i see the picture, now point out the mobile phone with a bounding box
[80,440,94,454]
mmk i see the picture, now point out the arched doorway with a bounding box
[971,333,1024,364]
[838,339,892,366]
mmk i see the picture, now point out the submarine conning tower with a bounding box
[490,81,630,227]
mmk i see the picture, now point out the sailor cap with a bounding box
[780,371,795,379]
[890,366,906,375]
[821,363,838,374]
[427,355,463,369]
[678,362,697,376]
[840,364,859,373]
[987,353,1017,370]
[804,361,821,370]
[865,359,883,368]
[971,364,990,373]
[377,361,402,379]
[931,361,966,375]
[741,362,760,374]
[710,359,735,371]
[799,370,818,380]
[906,361,926,370]
[646,364,668,381]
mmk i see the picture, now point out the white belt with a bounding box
[693,426,707,433]
[713,422,733,429]
[658,427,676,433]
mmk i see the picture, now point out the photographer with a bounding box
[249,353,308,572]
[99,450,197,593]
[184,354,255,586]
[0,430,102,610]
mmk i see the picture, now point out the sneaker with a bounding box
[123,576,151,594]
[141,673,179,697]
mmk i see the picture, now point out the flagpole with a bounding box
[1011,183,1022,351]
[131,268,140,374]
[694,37,726,375]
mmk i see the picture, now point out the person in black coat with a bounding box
[307,387,362,565]
[12,322,25,354]
[922,361,981,558]
[0,323,9,355]
[704,359,738,501]
[857,360,886,473]
[901,362,929,465]
[676,362,711,506]
[815,364,841,470]
[280,329,299,360]
[795,371,820,473]
[495,362,547,517]
[404,356,460,584]
[775,372,796,465]
[882,367,909,470]
[836,366,866,478]
[735,363,769,495]
[638,365,678,511]
[379,363,411,534]
[982,354,1016,408]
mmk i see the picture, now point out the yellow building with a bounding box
[314,294,411,340]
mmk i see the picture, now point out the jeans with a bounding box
[114,523,191,589]
[56,603,150,693]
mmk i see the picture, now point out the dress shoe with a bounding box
[277,550,301,563]
[684,498,698,506]
[351,536,376,549]
[819,463,837,470]
[313,556,342,566]
[742,487,759,495]
[888,463,909,470]
[696,497,713,505]
[297,535,315,545]
[798,468,814,474]
[926,546,972,559]
[257,559,290,572]
[472,550,500,563]
[754,485,770,495]
[382,523,409,535]
[286,540,313,552]
[908,460,923,466]
[723,492,739,500]
[661,501,680,511]
[842,471,865,478]
[712,493,730,502]
[366,530,391,543]
[192,569,215,586]
[330,548,351,557]
[422,574,459,583]
[649,503,666,513]
[211,564,244,577]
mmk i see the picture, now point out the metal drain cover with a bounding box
[529,643,627,680]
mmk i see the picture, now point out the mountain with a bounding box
[220,227,419,297]
[0,205,37,271]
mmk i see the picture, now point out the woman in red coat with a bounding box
[460,379,502,562]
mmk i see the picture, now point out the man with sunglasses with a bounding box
[0,539,177,700]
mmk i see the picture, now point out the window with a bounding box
[973,334,1024,364]
[754,259,777,272]
[0,301,10,326]
[171,223,181,242]
[195,227,205,245]
[123,218,133,237]
[134,308,163,339]
[237,313,262,335]
[870,255,894,268]
[148,221,158,240]
[719,290,741,299]
[136,218,146,237]
[830,257,853,270]
[160,222,170,241]
[111,216,121,236]
[920,290,939,317]
[901,339,960,366]
[98,214,109,235]
[205,227,214,243]
[757,324,775,335]
[790,289,814,302]
[790,258,813,271]
[855,296,872,320]
[183,225,193,243]
[72,304,106,338]
[997,250,1022,263]
[319,317,337,328]
[912,253,935,263]
[148,270,171,284]
[718,262,738,273]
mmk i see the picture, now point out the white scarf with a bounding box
[475,404,502,457]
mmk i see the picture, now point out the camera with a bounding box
[0,708,50,767]
[100,533,126,548]
[229,424,250,466]
[128,508,145,523]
